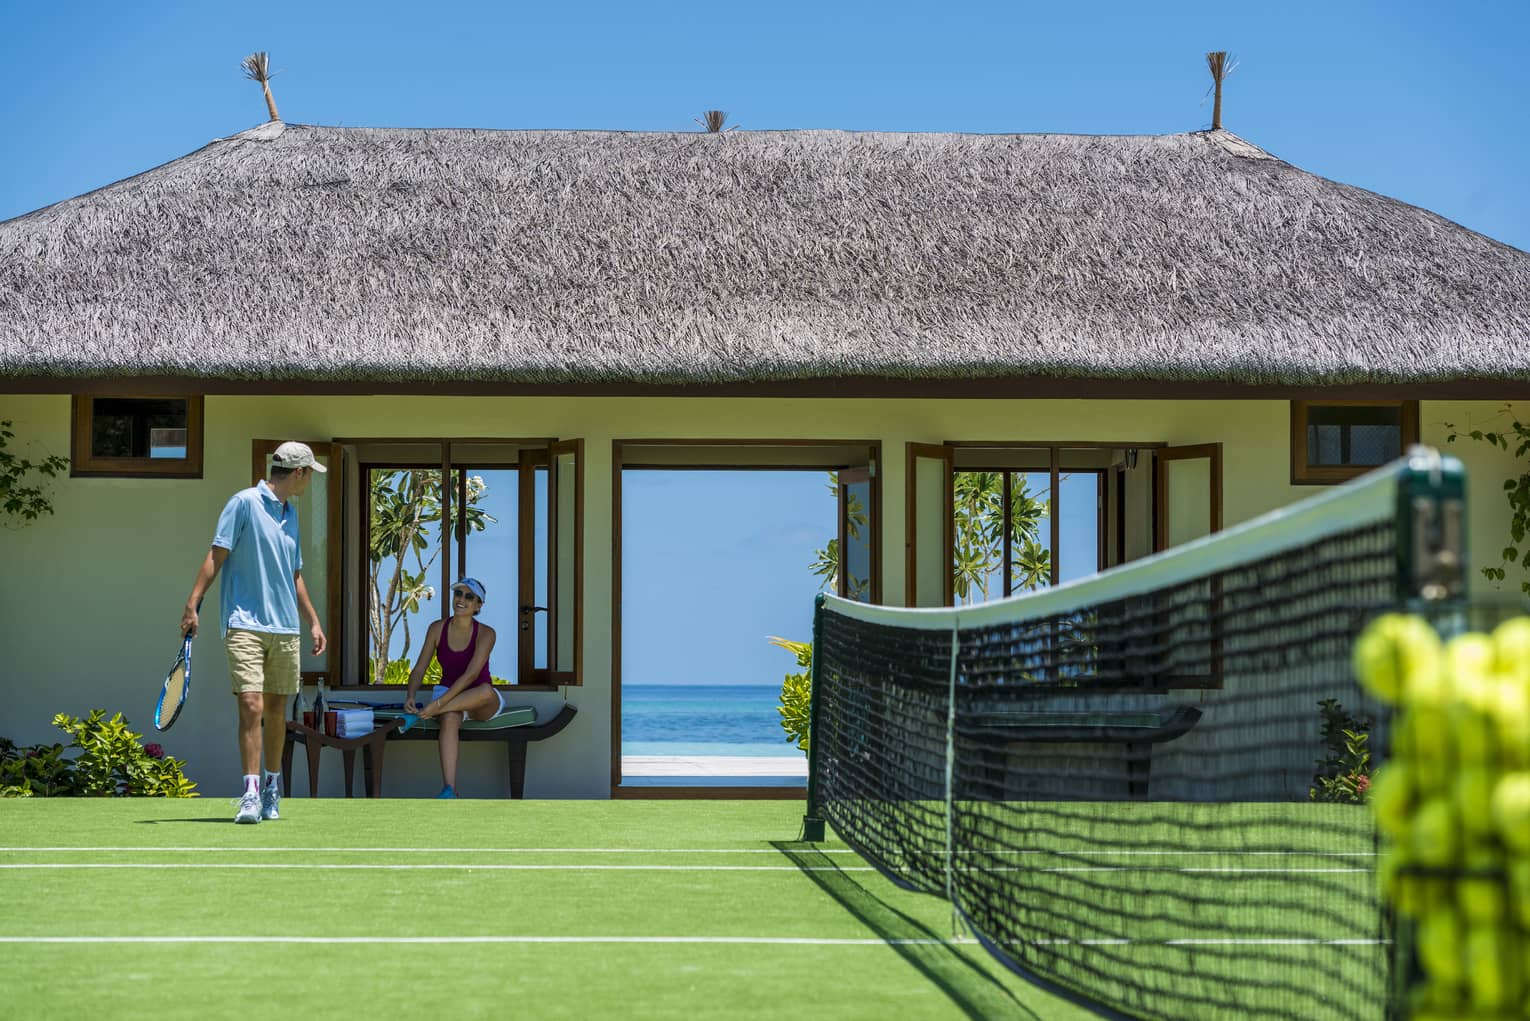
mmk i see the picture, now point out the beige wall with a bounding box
[1,393,1523,799]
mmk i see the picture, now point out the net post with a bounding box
[1396,445,1467,606]
[801,593,827,843]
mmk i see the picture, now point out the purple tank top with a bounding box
[435,620,491,687]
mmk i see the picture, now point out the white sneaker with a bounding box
[260,783,281,821]
[234,790,262,824]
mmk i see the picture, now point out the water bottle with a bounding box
[312,681,326,733]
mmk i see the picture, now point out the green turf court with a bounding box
[1,799,1109,1021]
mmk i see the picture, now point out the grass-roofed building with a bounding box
[2,121,1527,798]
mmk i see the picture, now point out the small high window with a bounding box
[71,396,204,478]
[1290,400,1418,485]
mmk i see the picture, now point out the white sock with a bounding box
[243,774,260,794]
[263,770,281,790]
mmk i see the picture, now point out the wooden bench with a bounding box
[375,703,579,798]
[967,705,1202,799]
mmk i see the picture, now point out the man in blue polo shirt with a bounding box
[182,442,328,824]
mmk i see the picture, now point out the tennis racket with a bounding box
[154,605,200,731]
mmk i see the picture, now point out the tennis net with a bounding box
[803,450,1467,1021]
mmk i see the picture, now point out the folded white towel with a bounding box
[335,708,374,737]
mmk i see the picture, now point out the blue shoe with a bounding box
[398,713,420,734]
[260,783,281,821]
[436,785,457,799]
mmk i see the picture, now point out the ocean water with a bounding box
[621,684,803,758]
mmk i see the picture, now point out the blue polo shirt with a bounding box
[211,480,303,637]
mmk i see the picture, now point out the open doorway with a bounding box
[613,441,880,795]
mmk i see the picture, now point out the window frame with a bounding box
[936,440,1223,692]
[345,437,578,692]
[938,441,1165,601]
[1290,400,1419,486]
[70,395,204,478]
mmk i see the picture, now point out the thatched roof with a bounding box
[2,122,1527,388]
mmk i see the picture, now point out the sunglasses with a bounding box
[451,589,482,602]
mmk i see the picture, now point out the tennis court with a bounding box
[0,799,1099,1021]
[3,457,1465,1019]
[0,798,1395,1021]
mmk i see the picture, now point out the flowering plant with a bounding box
[1309,698,1372,804]
[1,712,196,797]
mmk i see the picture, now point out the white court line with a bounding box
[1004,851,1377,858]
[0,935,1391,946]
[0,847,857,854]
[0,847,1373,856]
[0,863,876,872]
[0,863,1368,875]
[1041,867,1369,874]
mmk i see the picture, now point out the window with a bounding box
[1290,401,1419,485]
[71,395,203,477]
[352,439,582,690]
[909,441,1224,689]
[909,444,1158,607]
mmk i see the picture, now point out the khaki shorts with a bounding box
[226,629,301,696]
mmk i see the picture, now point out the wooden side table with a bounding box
[281,718,403,798]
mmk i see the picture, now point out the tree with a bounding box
[366,469,495,683]
[808,469,1050,601]
[1446,407,1530,597]
[809,474,869,598]
[0,420,68,527]
[781,468,1053,749]
[952,471,1051,601]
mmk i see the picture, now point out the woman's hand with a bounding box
[403,696,420,714]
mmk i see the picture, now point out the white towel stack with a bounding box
[335,708,375,738]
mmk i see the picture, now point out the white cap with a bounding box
[451,577,487,603]
[271,441,327,473]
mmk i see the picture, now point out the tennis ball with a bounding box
[1447,632,1497,681]
[1412,797,1461,867]
[1370,763,1416,839]
[1459,850,1506,925]
[1489,679,1530,769]
[1455,766,1499,841]
[1418,906,1465,985]
[1467,924,1510,1011]
[1509,858,1530,927]
[1354,613,1442,705]
[1408,707,1455,776]
[1491,773,1530,853]
[1382,851,1446,917]
[1392,872,1448,919]
[1493,617,1530,682]
[1408,978,1466,1021]
[1449,700,1498,767]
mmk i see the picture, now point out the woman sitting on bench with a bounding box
[400,577,502,799]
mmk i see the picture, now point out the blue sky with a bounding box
[3,1,1528,250]
[4,1,1528,686]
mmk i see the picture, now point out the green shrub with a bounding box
[1309,698,1371,804]
[769,637,813,754]
[1,711,197,798]
[368,656,511,687]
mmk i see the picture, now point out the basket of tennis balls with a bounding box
[1358,611,1530,1020]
